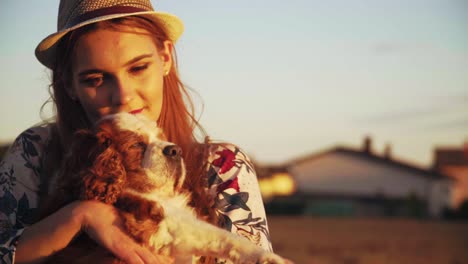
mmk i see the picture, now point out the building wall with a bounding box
[289,152,451,217]
[290,152,431,199]
[428,179,453,217]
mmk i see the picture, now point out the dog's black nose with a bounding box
[163,145,182,158]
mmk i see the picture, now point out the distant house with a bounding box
[259,137,453,218]
[433,143,468,208]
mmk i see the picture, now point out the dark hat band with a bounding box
[36,0,184,69]
[67,6,148,28]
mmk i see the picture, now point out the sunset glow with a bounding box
[259,173,296,200]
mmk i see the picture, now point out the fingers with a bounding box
[116,242,174,264]
[116,244,174,264]
[116,248,145,264]
[80,201,171,264]
[154,255,175,264]
[108,231,144,264]
[135,247,175,264]
[134,247,157,264]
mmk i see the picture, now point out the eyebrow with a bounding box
[123,53,154,67]
[77,53,154,77]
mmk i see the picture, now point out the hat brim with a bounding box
[35,11,184,69]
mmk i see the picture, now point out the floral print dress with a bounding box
[0,125,272,263]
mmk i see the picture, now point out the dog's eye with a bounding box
[130,142,146,151]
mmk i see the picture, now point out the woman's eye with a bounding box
[80,76,103,87]
[130,63,149,74]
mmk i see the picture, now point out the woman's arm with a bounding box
[14,202,82,264]
[15,201,168,264]
[0,127,48,263]
[1,127,172,264]
[206,143,273,252]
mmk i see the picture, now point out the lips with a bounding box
[129,108,144,115]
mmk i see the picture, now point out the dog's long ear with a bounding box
[66,130,104,174]
[77,129,126,204]
[39,129,99,218]
[60,130,107,200]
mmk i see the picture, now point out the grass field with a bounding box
[267,216,468,264]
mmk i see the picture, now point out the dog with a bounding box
[41,112,285,264]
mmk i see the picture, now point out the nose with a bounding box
[111,77,134,105]
[163,145,182,158]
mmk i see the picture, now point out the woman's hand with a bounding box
[76,200,174,264]
[15,201,172,264]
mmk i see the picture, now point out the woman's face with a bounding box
[70,26,172,123]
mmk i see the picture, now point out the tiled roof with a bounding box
[286,146,450,180]
[433,147,468,169]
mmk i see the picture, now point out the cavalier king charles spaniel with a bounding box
[40,113,285,264]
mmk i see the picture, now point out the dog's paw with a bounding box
[258,252,287,264]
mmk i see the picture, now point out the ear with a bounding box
[53,129,99,208]
[79,130,126,204]
[66,130,100,171]
[160,40,173,76]
[39,130,96,219]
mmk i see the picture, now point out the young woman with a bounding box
[0,1,276,263]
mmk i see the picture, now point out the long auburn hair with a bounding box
[42,15,220,254]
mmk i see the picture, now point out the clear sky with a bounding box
[1,0,467,167]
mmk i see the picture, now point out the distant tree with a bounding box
[457,199,468,219]
[442,207,456,220]
[0,144,11,161]
[404,192,426,218]
[264,195,305,215]
[442,199,468,220]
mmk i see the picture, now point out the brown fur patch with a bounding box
[117,193,165,244]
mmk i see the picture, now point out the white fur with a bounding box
[112,112,160,142]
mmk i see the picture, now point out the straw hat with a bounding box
[35,0,184,69]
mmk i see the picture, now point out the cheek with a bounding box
[141,75,164,120]
[73,85,108,122]
[75,87,96,103]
